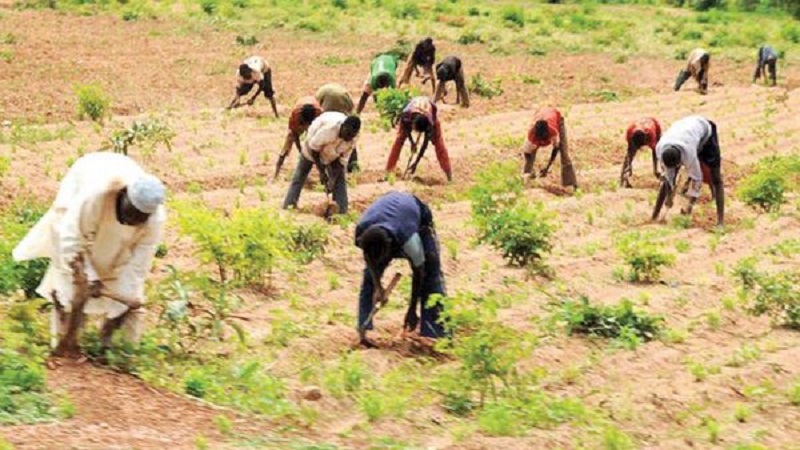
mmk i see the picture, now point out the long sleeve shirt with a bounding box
[13,152,166,318]
[757,45,778,65]
[655,115,713,198]
[301,111,358,165]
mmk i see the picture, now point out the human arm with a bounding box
[356,91,369,115]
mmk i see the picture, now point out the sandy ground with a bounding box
[1,7,800,450]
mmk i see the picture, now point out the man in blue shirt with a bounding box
[355,192,447,346]
[753,45,778,86]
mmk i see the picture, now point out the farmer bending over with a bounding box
[283,112,361,215]
[13,152,166,354]
[228,55,279,117]
[355,191,447,347]
[356,54,398,114]
[398,37,436,95]
[274,97,323,179]
[433,56,469,108]
[753,45,778,86]
[521,107,577,188]
[386,96,452,181]
[656,115,724,227]
[316,83,359,172]
[675,48,710,94]
[621,117,662,188]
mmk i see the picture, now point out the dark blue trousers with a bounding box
[357,226,447,338]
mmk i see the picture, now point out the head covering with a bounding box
[128,174,166,214]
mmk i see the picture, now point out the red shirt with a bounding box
[626,117,661,150]
[288,96,322,135]
[527,107,561,147]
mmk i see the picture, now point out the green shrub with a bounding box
[121,9,140,21]
[782,23,800,43]
[378,39,413,62]
[200,0,217,15]
[235,34,258,46]
[392,1,420,19]
[558,296,663,343]
[469,74,503,99]
[331,0,347,9]
[0,298,53,425]
[174,202,291,286]
[734,259,800,329]
[788,380,800,405]
[616,232,676,283]
[457,30,484,45]
[108,117,174,158]
[75,84,110,122]
[738,155,800,212]
[287,222,328,265]
[374,88,414,129]
[469,162,554,268]
[501,6,525,27]
[0,200,48,297]
[481,202,555,267]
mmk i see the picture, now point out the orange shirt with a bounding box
[527,107,561,147]
[288,96,322,135]
[626,117,661,150]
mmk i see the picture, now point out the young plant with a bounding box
[75,83,110,122]
[557,296,663,344]
[469,74,503,99]
[615,232,676,283]
[108,117,175,158]
[737,154,800,212]
[374,87,415,129]
[734,258,800,329]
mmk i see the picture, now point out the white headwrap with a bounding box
[128,175,165,214]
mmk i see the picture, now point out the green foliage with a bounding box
[374,87,414,129]
[0,200,48,297]
[0,124,74,148]
[150,267,247,352]
[200,0,217,15]
[557,296,663,344]
[602,426,635,449]
[734,258,800,329]
[391,1,419,19]
[287,222,328,265]
[379,39,413,62]
[0,297,54,425]
[457,30,484,45]
[469,74,503,99]
[74,83,110,122]
[108,117,175,158]
[501,6,525,27]
[174,202,309,286]
[323,353,368,398]
[616,232,676,283]
[788,379,800,406]
[469,162,555,268]
[738,155,800,212]
[235,34,258,46]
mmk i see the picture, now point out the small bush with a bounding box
[734,258,800,329]
[392,1,420,19]
[501,6,525,28]
[788,380,800,405]
[121,9,140,21]
[0,200,48,297]
[174,202,291,286]
[75,84,110,122]
[200,0,217,15]
[738,155,800,212]
[374,88,414,128]
[558,296,664,342]
[286,222,328,265]
[331,0,347,9]
[457,30,484,45]
[616,232,676,283]
[108,117,175,158]
[235,34,258,46]
[481,202,555,267]
[782,23,800,44]
[469,74,503,99]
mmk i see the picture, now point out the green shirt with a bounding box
[368,54,398,91]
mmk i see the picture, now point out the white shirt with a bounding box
[656,115,712,198]
[13,152,166,319]
[237,56,269,83]
[301,112,357,165]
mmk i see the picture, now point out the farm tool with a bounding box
[358,272,403,347]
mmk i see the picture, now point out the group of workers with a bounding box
[11,39,781,353]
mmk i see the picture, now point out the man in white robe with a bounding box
[12,152,166,352]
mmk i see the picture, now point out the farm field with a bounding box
[1,1,800,449]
